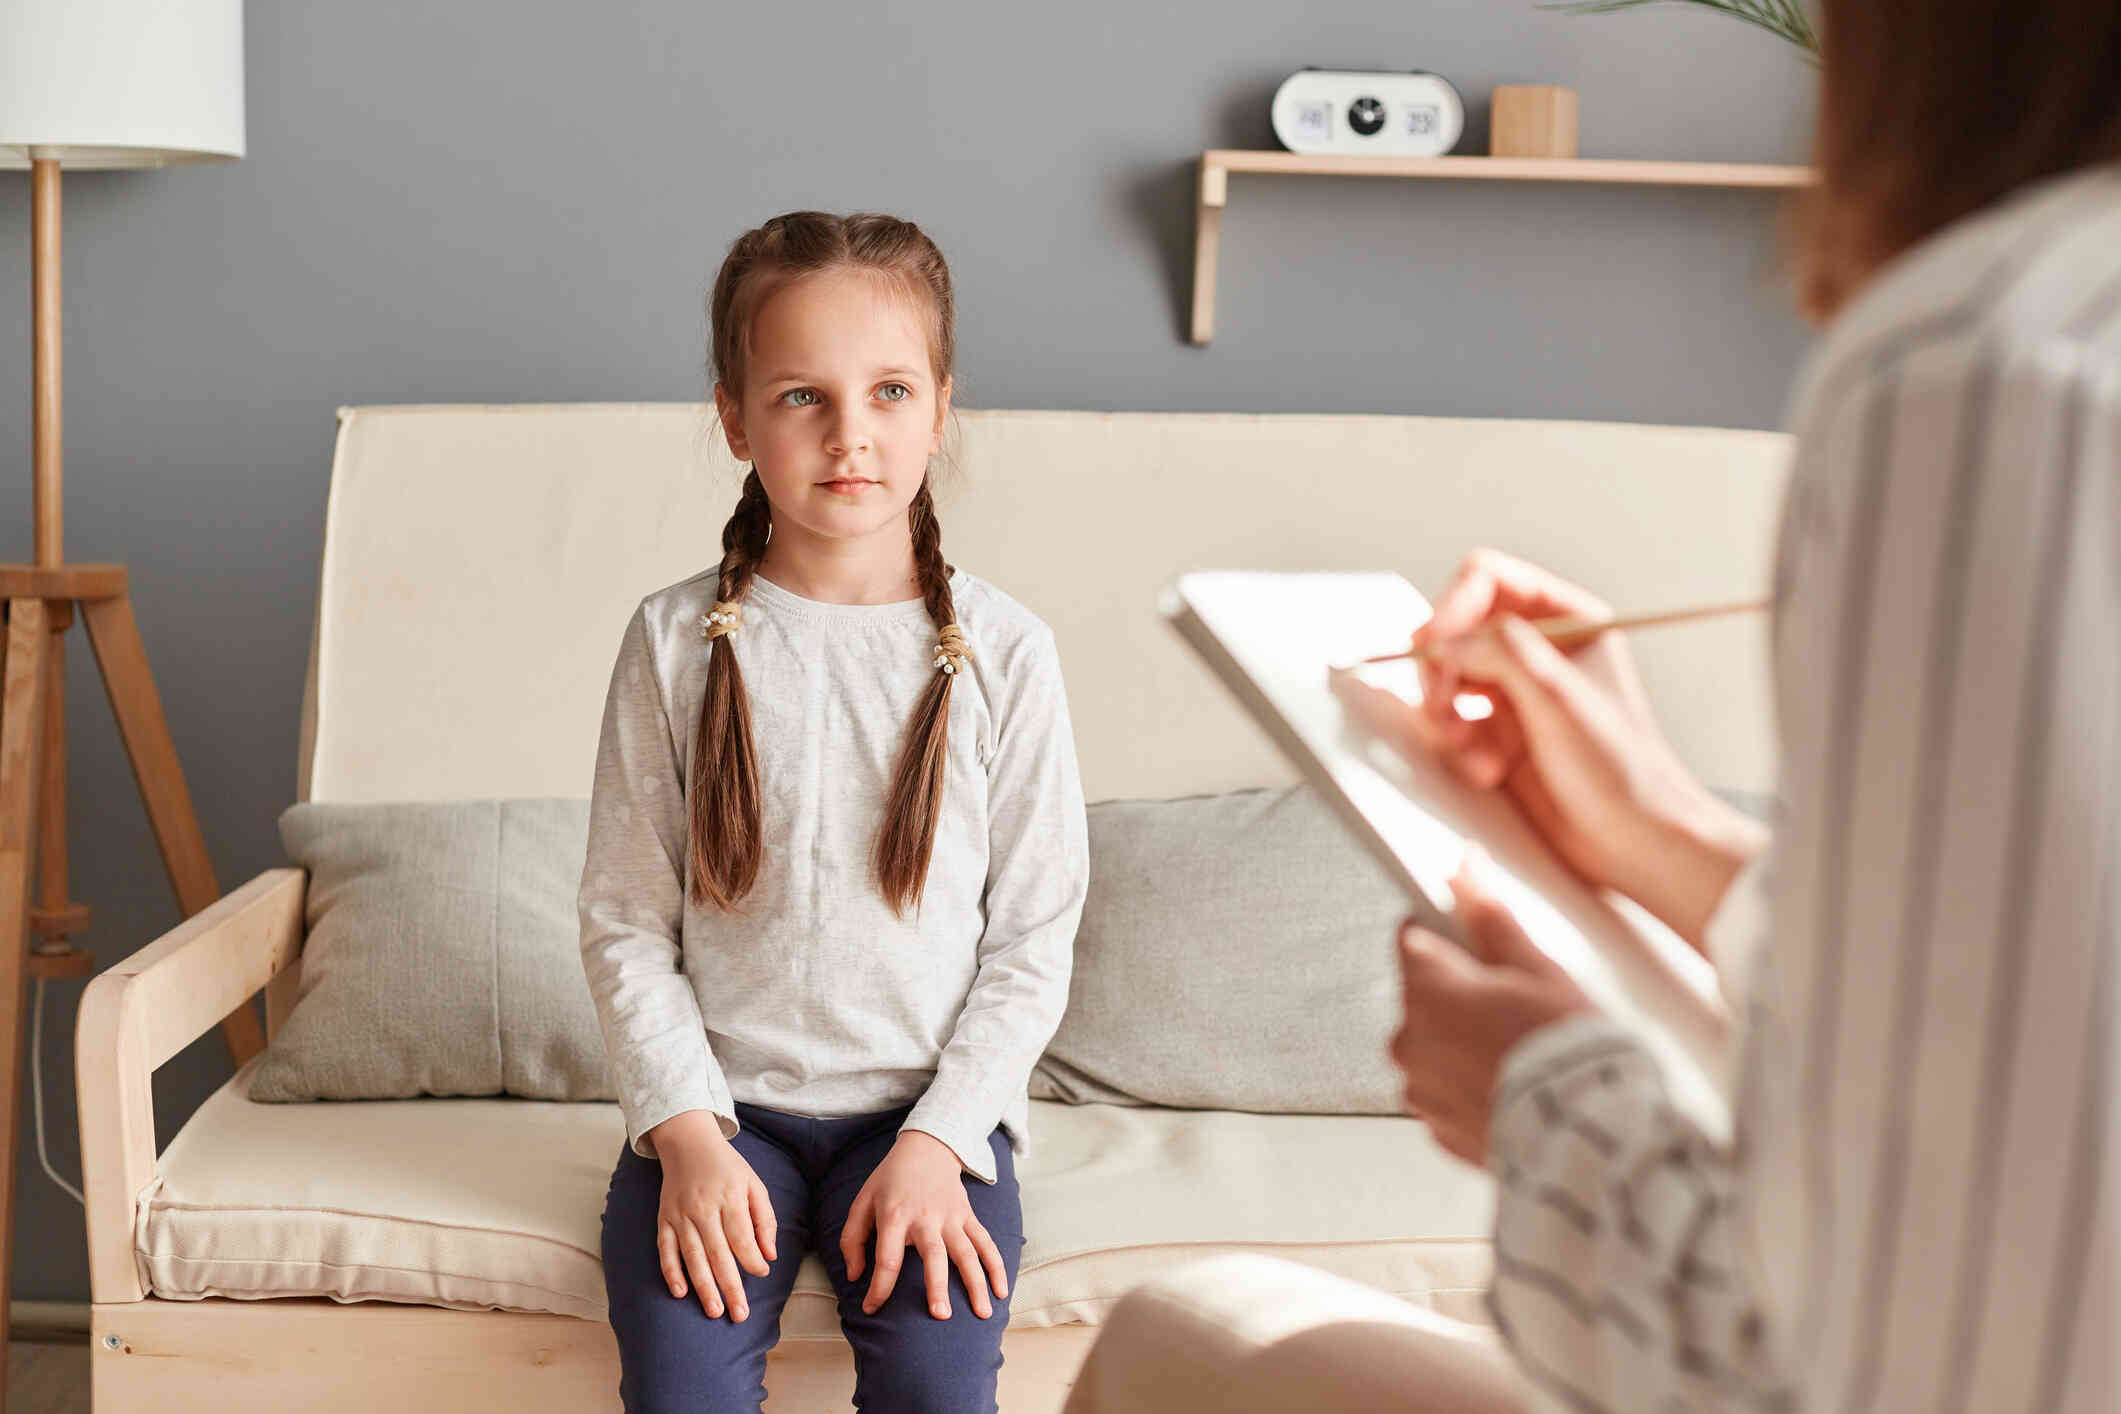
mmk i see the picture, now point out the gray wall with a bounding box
[0,3,1815,1302]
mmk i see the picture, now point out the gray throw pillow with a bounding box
[1031,785,1408,1114]
[252,798,614,1102]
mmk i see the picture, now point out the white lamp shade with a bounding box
[0,0,244,169]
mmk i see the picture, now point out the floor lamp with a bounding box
[0,1,254,1395]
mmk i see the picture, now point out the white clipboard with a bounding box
[1162,569,1734,1138]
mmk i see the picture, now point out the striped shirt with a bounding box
[1486,161,2121,1412]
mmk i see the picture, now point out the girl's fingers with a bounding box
[863,1218,907,1313]
[702,1212,750,1323]
[945,1230,992,1319]
[723,1196,769,1278]
[969,1220,1010,1302]
[678,1218,722,1318]
[920,1232,953,1320]
[750,1183,779,1265]
[840,1194,873,1282]
[657,1220,687,1299]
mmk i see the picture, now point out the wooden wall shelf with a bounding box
[1190,149,1814,344]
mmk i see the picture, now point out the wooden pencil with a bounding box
[1354,596,1771,666]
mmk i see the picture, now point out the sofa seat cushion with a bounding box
[137,1058,1496,1335]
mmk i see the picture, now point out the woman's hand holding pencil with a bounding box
[1329,548,1766,954]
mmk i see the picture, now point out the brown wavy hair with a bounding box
[688,211,963,917]
[1794,0,2121,322]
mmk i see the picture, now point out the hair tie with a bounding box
[699,601,742,642]
[932,623,970,677]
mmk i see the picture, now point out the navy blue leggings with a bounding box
[599,1101,1024,1413]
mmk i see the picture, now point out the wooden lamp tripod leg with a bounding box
[80,592,265,1063]
[0,598,52,1408]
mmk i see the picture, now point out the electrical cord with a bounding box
[32,976,85,1207]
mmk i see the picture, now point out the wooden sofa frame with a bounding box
[75,868,1096,1411]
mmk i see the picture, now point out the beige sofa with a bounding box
[75,404,1787,1412]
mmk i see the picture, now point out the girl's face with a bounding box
[714,267,951,557]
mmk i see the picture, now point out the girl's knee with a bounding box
[847,1300,1009,1414]
[853,1349,1004,1414]
[620,1357,769,1414]
[608,1298,783,1413]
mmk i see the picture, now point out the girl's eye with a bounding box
[878,382,910,402]
[781,388,820,407]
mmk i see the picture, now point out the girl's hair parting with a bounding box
[689,210,964,919]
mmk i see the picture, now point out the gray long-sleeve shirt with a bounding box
[576,563,1089,1184]
[1486,162,2121,1411]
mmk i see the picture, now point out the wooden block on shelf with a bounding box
[1490,85,1579,159]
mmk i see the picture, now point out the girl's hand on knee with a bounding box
[646,1111,778,1322]
[841,1130,1008,1321]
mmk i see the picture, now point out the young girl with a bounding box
[578,210,1089,1413]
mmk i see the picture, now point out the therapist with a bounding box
[1066,0,2121,1408]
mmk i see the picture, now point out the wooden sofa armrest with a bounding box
[75,867,307,1303]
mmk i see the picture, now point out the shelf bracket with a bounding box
[1190,154,1228,346]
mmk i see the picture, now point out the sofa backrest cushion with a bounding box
[300,406,1789,809]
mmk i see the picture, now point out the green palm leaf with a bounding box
[1543,0,1819,59]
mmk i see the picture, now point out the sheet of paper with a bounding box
[1164,570,1733,1138]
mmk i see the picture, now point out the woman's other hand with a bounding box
[1333,548,1764,951]
[646,1110,778,1322]
[1390,850,1594,1165]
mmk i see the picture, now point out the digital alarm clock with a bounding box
[1271,69,1466,158]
